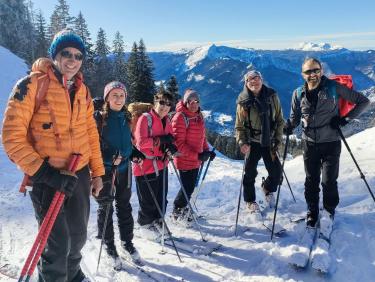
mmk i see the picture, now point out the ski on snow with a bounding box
[289,210,334,273]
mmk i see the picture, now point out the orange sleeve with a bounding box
[2,76,44,176]
[85,89,105,177]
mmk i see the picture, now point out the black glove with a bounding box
[129,146,145,162]
[283,119,294,135]
[95,178,115,205]
[209,150,216,161]
[31,160,78,197]
[330,116,349,129]
[198,151,211,162]
[164,143,178,156]
[159,134,174,146]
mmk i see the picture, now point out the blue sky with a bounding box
[31,0,375,51]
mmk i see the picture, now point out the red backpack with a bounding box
[330,75,356,117]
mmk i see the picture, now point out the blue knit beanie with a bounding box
[48,28,86,60]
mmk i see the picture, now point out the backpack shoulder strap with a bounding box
[326,79,338,99]
[33,73,50,113]
[296,86,304,100]
[143,112,153,136]
[179,112,189,128]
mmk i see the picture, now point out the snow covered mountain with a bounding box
[0,46,28,127]
[150,43,375,134]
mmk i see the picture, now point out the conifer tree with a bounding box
[158,81,166,93]
[166,75,180,102]
[34,10,49,58]
[0,0,35,63]
[92,28,112,97]
[126,42,140,103]
[137,39,156,103]
[111,31,127,85]
[48,0,74,39]
[74,11,95,90]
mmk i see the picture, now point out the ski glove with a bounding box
[95,178,115,205]
[129,146,145,162]
[209,150,216,161]
[158,134,174,146]
[283,119,294,135]
[31,160,78,197]
[164,143,178,156]
[198,151,211,162]
[330,116,349,129]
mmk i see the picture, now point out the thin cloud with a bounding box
[149,32,375,51]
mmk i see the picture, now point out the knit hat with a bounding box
[244,70,263,81]
[103,81,127,101]
[48,28,86,60]
[183,89,199,104]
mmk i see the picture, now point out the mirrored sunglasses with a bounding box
[303,68,321,75]
[188,99,200,104]
[60,50,84,61]
[158,100,172,107]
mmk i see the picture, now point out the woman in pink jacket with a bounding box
[133,91,177,240]
[171,89,215,221]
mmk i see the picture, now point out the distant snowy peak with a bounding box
[296,42,344,51]
[184,44,256,70]
[185,45,211,70]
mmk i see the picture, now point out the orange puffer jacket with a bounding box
[2,58,104,177]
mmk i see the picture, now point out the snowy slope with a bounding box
[1,125,375,281]
[1,47,375,282]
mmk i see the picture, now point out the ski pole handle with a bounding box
[19,154,81,281]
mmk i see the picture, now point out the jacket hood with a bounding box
[236,84,276,105]
[175,100,201,118]
[31,58,54,74]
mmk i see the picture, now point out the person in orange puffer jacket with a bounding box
[171,89,215,221]
[2,28,104,282]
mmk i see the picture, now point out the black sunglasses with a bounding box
[60,50,84,61]
[158,100,172,107]
[303,68,321,75]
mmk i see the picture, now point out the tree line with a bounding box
[0,0,301,160]
[0,0,180,102]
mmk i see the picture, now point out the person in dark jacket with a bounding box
[95,81,145,262]
[132,91,177,241]
[235,70,284,214]
[171,89,215,222]
[284,58,370,227]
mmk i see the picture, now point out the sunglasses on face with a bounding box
[158,100,172,107]
[60,50,84,61]
[247,76,261,82]
[302,68,321,75]
[188,99,200,104]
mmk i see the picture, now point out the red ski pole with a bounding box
[18,154,81,282]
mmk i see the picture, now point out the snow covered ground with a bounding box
[1,46,375,281]
[1,126,375,281]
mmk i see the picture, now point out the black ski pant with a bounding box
[243,142,282,203]
[303,140,341,214]
[136,169,168,226]
[30,166,90,282]
[173,168,199,209]
[97,168,134,244]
